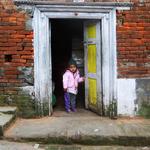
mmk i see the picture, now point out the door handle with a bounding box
[83,41,95,44]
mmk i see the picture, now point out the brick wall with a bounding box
[0,0,150,117]
[117,0,150,78]
[0,1,35,117]
[0,1,33,95]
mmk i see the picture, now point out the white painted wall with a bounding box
[117,79,136,116]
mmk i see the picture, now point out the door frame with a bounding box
[33,3,130,116]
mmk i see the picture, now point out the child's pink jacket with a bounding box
[63,69,84,95]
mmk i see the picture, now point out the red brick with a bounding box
[4,67,17,71]
[4,75,17,79]
[12,55,20,59]
[0,43,16,46]
[0,51,17,54]
[23,47,33,51]
[5,70,20,75]
[0,79,8,83]
[12,34,25,38]
[9,17,16,22]
[27,60,33,63]
[26,34,33,38]
[22,39,32,42]
[1,46,23,51]
[0,12,10,17]
[12,59,26,63]
[21,55,33,59]
[8,79,23,83]
[11,63,28,67]
[18,51,33,55]
[8,39,22,42]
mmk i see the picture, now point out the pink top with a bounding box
[63,69,84,95]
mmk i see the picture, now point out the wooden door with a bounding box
[84,20,102,115]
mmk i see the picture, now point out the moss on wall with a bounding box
[0,94,50,118]
[0,86,40,118]
[106,100,117,119]
[0,94,36,118]
[138,102,150,119]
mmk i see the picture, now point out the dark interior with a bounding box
[51,19,85,110]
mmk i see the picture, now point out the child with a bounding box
[63,58,84,112]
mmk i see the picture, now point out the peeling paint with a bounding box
[18,67,34,85]
[19,86,34,99]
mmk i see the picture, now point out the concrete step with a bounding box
[4,111,150,146]
[0,113,15,136]
[0,140,150,150]
[0,106,17,115]
[0,107,17,136]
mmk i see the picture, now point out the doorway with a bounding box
[34,6,117,116]
[51,19,85,110]
[51,19,103,115]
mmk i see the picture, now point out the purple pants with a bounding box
[64,92,76,111]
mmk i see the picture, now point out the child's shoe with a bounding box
[66,109,71,113]
[72,108,77,112]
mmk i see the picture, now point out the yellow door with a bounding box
[84,20,102,115]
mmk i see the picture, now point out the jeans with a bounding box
[64,92,76,111]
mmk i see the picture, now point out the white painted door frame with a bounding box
[33,5,117,116]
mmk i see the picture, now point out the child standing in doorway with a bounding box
[63,58,84,113]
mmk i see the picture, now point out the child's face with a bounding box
[69,65,77,73]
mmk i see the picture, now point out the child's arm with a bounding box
[76,71,85,83]
[63,73,68,91]
[78,76,85,83]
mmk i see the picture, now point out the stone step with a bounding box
[4,114,150,146]
[0,107,17,136]
[0,140,150,150]
[0,113,16,136]
[0,106,17,115]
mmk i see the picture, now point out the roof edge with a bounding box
[13,0,133,7]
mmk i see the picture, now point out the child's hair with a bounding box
[68,58,77,67]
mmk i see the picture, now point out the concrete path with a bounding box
[0,140,150,150]
[4,109,150,146]
[0,140,44,150]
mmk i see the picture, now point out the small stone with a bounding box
[34,143,39,149]
[94,129,99,132]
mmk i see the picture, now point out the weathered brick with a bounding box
[117,0,150,78]
[0,79,8,83]
[12,59,26,63]
[4,75,17,79]
[21,55,33,59]
[5,70,20,75]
